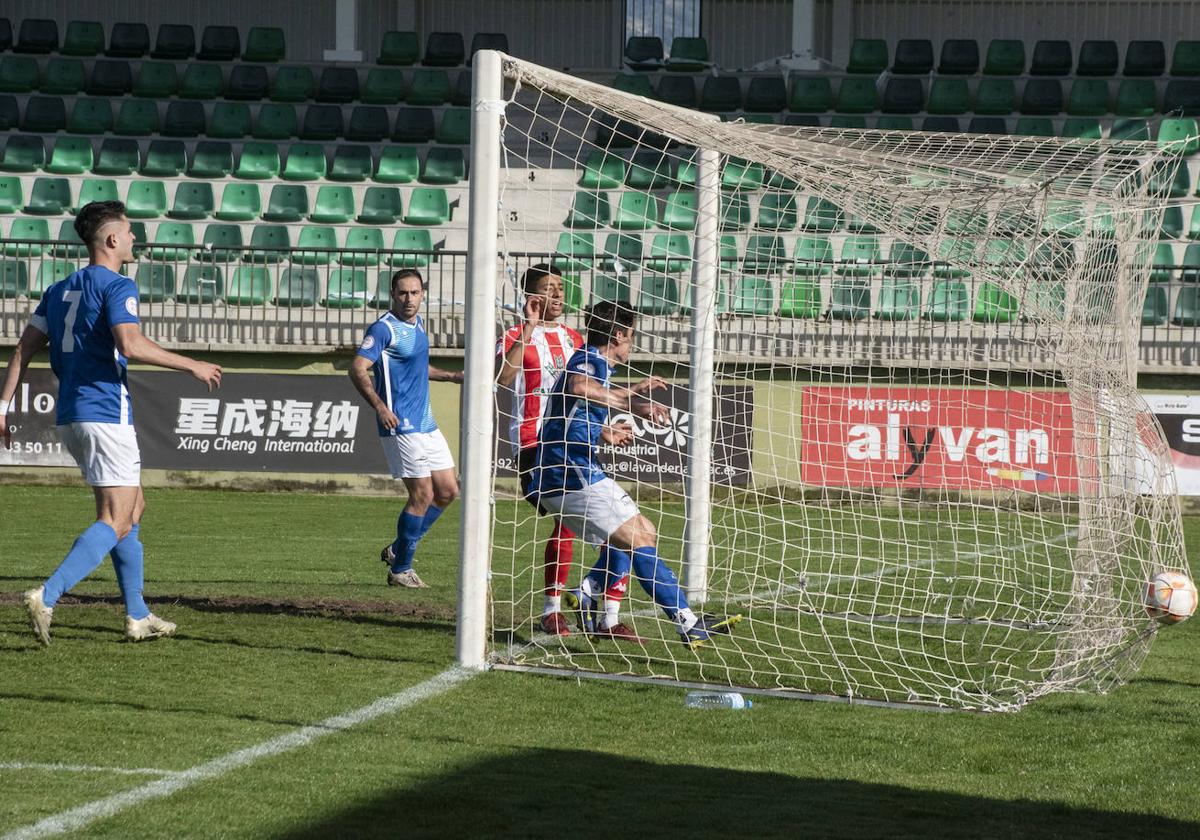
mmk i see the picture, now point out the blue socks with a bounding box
[584,545,632,596]
[631,546,689,618]
[111,524,150,620]
[420,505,444,536]
[43,521,119,607]
[390,505,445,573]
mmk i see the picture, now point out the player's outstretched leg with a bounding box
[540,521,575,636]
[576,545,643,644]
[25,521,120,646]
[630,547,742,649]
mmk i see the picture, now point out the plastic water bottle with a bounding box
[684,691,751,710]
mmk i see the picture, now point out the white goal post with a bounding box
[457,50,1191,710]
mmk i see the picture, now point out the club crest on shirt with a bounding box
[124,297,138,317]
[360,335,375,351]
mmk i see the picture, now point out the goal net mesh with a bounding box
[484,55,1189,711]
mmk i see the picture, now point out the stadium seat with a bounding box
[424,32,465,66]
[88,59,134,95]
[262,184,309,221]
[281,145,327,181]
[408,69,451,105]
[926,78,969,114]
[975,78,1016,114]
[25,178,71,215]
[589,272,632,306]
[22,95,66,132]
[1182,243,1200,281]
[1077,40,1118,77]
[234,142,279,179]
[788,76,832,112]
[0,95,19,130]
[829,275,870,320]
[148,222,196,261]
[1119,40,1164,78]
[874,277,920,320]
[836,77,876,113]
[564,191,609,229]
[636,273,681,314]
[436,108,471,144]
[722,158,763,191]
[378,30,420,65]
[124,180,167,218]
[983,39,1025,75]
[227,65,269,100]
[180,265,224,303]
[0,259,29,297]
[1021,79,1063,115]
[42,58,86,95]
[611,191,656,229]
[31,259,75,297]
[0,56,38,92]
[624,36,664,71]
[0,20,10,53]
[329,145,373,182]
[1030,40,1072,76]
[362,68,405,104]
[745,77,786,112]
[924,280,969,321]
[246,225,291,264]
[3,218,50,257]
[938,39,979,75]
[1160,205,1184,239]
[551,232,593,271]
[152,23,194,60]
[1014,117,1054,137]
[1163,80,1200,116]
[244,27,285,62]
[387,229,436,268]
[317,67,360,103]
[403,188,451,225]
[301,105,344,140]
[1171,41,1200,76]
[107,22,150,58]
[45,137,92,174]
[393,107,436,142]
[836,235,881,278]
[292,228,337,266]
[874,116,912,131]
[1066,79,1109,115]
[135,264,174,301]
[67,97,113,134]
[666,37,710,72]
[719,192,750,231]
[1061,117,1102,139]
[254,103,297,139]
[199,25,240,61]
[62,20,104,56]
[468,33,508,63]
[742,234,787,275]
[422,146,466,184]
[162,101,206,137]
[656,190,695,231]
[1171,287,1200,326]
[801,196,843,232]
[195,224,242,262]
[1110,117,1150,139]
[310,185,355,223]
[920,116,959,132]
[226,266,272,303]
[375,146,419,183]
[1,135,45,172]
[1141,285,1168,325]
[579,151,626,189]
[784,236,830,278]
[272,66,314,102]
[180,64,223,99]
[358,186,402,224]
[621,152,667,191]
[1158,117,1200,155]
[0,176,20,212]
[131,61,176,98]
[730,276,774,315]
[612,73,655,98]
[973,280,1019,323]
[324,267,369,306]
[882,78,923,113]
[847,39,887,74]
[597,233,642,273]
[756,192,797,231]
[1150,159,1190,198]
[94,138,139,175]
[892,39,933,74]
[1116,79,1157,116]
[209,102,252,139]
[16,19,58,54]
[50,219,87,259]
[1041,200,1085,237]
[189,141,234,178]
[1150,242,1177,282]
[339,228,385,268]
[215,183,262,222]
[657,75,696,108]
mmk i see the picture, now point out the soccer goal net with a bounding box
[458,51,1190,711]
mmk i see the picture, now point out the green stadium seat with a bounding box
[1116,79,1157,116]
[226,266,272,303]
[244,26,286,62]
[924,280,969,321]
[552,232,593,271]
[347,106,390,142]
[612,73,655,98]
[436,108,471,144]
[665,36,710,72]
[847,39,887,74]
[742,235,786,274]
[393,107,435,143]
[636,273,680,315]
[657,75,696,108]
[324,144,372,182]
[789,76,832,112]
[22,95,67,132]
[162,100,206,137]
[1030,40,1072,76]
[141,140,186,176]
[1182,243,1200,281]
[387,229,435,268]
[934,238,975,279]
[836,235,881,277]
[0,176,20,212]
[3,218,50,257]
[1150,159,1190,198]
[63,20,104,56]
[1067,79,1109,115]
[720,158,763,191]
[358,187,402,224]
[378,30,419,65]
[130,60,176,98]
[1161,205,1185,239]
[1176,287,1200,326]
[791,235,833,277]
[836,77,876,113]
[624,36,664,71]
[882,77,923,113]
[180,265,224,304]
[147,222,195,261]
[719,191,750,231]
[196,25,238,61]
[67,97,113,134]
[245,225,290,264]
[1150,242,1177,282]
[254,103,297,139]
[975,78,1016,114]
[421,147,466,184]
[281,145,327,181]
[1164,80,1200,116]
[272,66,314,102]
[579,152,625,190]
[375,146,419,183]
[921,116,960,132]
[94,138,138,175]
[43,60,87,97]
[317,67,359,103]
[1171,41,1200,77]
[424,31,465,66]
[1077,40,1118,77]
[564,191,609,229]
[408,69,451,105]
[152,23,194,60]
[661,190,697,230]
[700,76,742,112]
[403,188,451,225]
[44,137,92,175]
[613,191,658,230]
[1061,117,1102,139]
[199,223,244,262]
[926,78,969,114]
[0,259,29,297]
[745,77,787,112]
[134,264,174,301]
[300,104,343,141]
[453,70,473,106]
[310,185,355,223]
[323,267,369,307]
[1158,117,1200,155]
[983,39,1025,75]
[292,227,337,266]
[938,39,980,75]
[25,178,71,215]
[589,273,632,306]
[0,94,17,130]
[262,184,308,222]
[1110,118,1150,141]
[362,68,405,104]
[829,115,868,129]
[1,135,44,172]
[226,65,268,101]
[885,242,930,279]
[88,59,133,96]
[468,32,507,63]
[234,142,279,180]
[874,278,920,320]
[1141,285,1168,325]
[801,196,843,232]
[168,182,214,220]
[189,141,234,178]
[51,219,87,259]
[829,277,870,320]
[645,234,691,273]
[1014,117,1054,137]
[892,39,934,74]
[1189,207,1200,241]
[114,99,159,136]
[106,22,149,58]
[339,228,385,267]
[598,233,642,273]
[973,281,1019,323]
[755,192,797,231]
[1125,40,1166,77]
[210,102,252,138]
[31,259,75,297]
[16,19,58,54]
[0,56,37,92]
[626,151,671,189]
[215,183,262,222]
[125,180,167,218]
[730,277,774,315]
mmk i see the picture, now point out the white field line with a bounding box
[1,667,476,840]
[0,764,183,778]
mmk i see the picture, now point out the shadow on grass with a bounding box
[275,748,1196,840]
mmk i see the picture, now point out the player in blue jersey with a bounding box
[529,302,741,648]
[0,201,223,645]
[349,269,463,588]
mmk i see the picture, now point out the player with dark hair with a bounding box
[529,302,741,647]
[0,201,222,645]
[349,269,463,588]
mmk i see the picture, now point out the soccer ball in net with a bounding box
[1144,572,1198,625]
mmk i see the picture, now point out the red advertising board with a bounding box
[801,387,1078,491]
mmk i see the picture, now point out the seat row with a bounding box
[0,58,473,107]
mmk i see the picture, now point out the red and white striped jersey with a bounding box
[496,322,584,456]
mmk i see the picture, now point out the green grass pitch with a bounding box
[1,485,1197,838]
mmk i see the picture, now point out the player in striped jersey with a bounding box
[496,264,584,635]
[0,201,222,645]
[350,269,463,588]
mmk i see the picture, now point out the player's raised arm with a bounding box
[496,294,542,387]
[0,323,50,448]
[111,324,222,391]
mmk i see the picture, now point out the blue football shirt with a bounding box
[29,265,140,425]
[531,345,612,495]
[355,312,436,436]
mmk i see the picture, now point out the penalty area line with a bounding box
[1,667,477,840]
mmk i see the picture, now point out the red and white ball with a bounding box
[1144,571,1198,625]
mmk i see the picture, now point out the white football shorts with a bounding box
[536,478,640,545]
[381,429,455,479]
[57,422,141,487]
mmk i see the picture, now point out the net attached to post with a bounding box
[482,54,1189,711]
